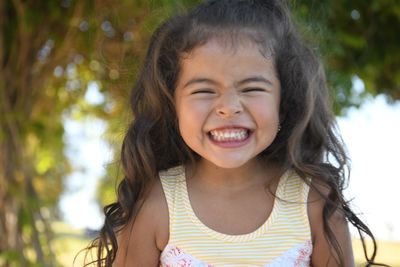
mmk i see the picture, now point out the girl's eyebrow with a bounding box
[182,78,217,89]
[235,76,273,87]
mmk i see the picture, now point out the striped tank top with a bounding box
[159,166,312,267]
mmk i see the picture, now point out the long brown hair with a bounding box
[87,1,386,266]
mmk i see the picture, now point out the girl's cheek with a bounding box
[188,99,214,113]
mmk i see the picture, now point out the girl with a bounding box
[88,0,385,266]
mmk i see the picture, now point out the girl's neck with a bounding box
[187,158,281,192]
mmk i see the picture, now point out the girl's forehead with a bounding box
[181,35,274,61]
[177,38,279,86]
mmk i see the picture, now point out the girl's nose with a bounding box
[215,93,243,117]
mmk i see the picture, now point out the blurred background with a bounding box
[0,0,399,266]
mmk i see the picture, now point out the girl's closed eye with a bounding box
[241,87,268,93]
[190,89,216,95]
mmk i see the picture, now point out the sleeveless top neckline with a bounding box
[159,165,313,267]
[181,166,289,242]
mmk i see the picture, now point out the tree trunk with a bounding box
[0,61,50,266]
[0,126,28,265]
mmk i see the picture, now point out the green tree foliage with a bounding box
[292,0,400,113]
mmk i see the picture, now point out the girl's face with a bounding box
[174,39,280,169]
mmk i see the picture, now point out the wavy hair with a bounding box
[86,1,385,266]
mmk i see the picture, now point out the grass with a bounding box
[353,239,400,267]
[53,222,93,267]
[53,221,400,267]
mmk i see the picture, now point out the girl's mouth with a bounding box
[208,128,250,142]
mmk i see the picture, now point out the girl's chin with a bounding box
[199,156,258,170]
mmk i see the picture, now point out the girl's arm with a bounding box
[113,179,169,267]
[308,183,355,267]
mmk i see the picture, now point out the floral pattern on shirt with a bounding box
[159,241,312,267]
[160,244,213,267]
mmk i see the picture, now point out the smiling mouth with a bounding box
[208,128,250,142]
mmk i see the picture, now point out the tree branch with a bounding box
[12,0,30,74]
[0,0,5,74]
[34,1,86,82]
[11,0,37,120]
[30,2,86,118]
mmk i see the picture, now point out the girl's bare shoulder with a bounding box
[307,181,355,267]
[113,178,169,266]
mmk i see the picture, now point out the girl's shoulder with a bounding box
[113,177,169,266]
[307,180,345,236]
[143,176,170,250]
[306,181,355,266]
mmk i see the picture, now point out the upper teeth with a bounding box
[209,129,248,141]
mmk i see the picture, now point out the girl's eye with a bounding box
[191,89,215,95]
[242,88,266,93]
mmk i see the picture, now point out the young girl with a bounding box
[88,0,385,266]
